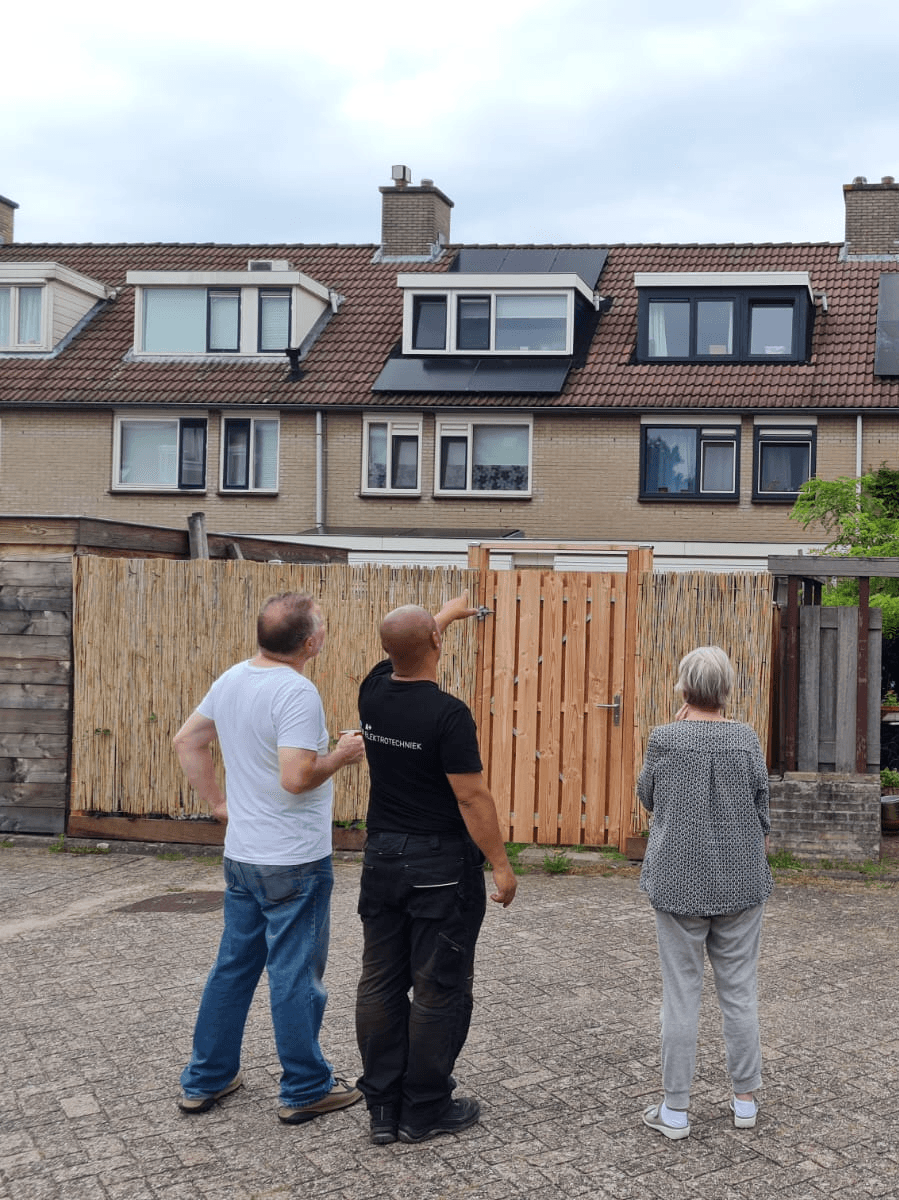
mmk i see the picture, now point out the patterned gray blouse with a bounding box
[637,720,773,916]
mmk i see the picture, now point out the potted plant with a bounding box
[881,769,899,832]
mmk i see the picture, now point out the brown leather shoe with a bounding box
[278,1077,363,1125]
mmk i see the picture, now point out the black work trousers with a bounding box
[355,831,487,1128]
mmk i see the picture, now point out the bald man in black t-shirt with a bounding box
[354,593,516,1147]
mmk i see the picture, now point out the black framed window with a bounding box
[457,296,490,350]
[753,426,816,501]
[116,416,207,490]
[222,417,279,490]
[638,286,812,363]
[412,296,447,349]
[363,419,421,493]
[641,425,740,500]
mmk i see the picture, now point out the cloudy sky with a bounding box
[6,0,899,248]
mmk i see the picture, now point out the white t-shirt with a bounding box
[197,660,332,865]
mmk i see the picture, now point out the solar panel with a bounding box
[875,274,899,376]
[449,248,608,288]
[372,355,571,394]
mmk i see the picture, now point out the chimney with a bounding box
[379,165,453,259]
[843,175,899,256]
[0,194,18,245]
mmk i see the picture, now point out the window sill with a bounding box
[434,491,532,500]
[751,494,803,504]
[111,487,207,495]
[217,490,279,497]
[639,494,740,503]
[360,491,422,499]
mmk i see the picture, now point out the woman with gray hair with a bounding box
[637,646,772,1140]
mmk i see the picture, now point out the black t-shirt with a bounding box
[358,660,483,833]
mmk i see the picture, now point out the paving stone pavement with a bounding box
[1,843,898,1199]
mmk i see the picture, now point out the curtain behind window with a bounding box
[17,287,42,344]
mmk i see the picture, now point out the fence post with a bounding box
[187,512,209,560]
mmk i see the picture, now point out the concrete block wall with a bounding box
[768,773,881,862]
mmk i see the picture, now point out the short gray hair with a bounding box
[675,646,734,711]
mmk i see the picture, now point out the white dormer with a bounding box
[397,272,596,356]
[126,268,337,358]
[0,262,113,353]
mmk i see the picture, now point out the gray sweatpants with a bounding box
[654,903,765,1110]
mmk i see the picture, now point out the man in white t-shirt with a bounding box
[173,592,365,1124]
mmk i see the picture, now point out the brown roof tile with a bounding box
[1,239,898,413]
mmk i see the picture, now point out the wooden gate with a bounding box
[468,545,651,848]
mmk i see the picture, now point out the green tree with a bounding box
[789,466,899,640]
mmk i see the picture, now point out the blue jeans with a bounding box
[180,855,335,1107]
[355,832,487,1128]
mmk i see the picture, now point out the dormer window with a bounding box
[403,279,579,356]
[635,272,815,364]
[374,249,609,395]
[0,286,42,348]
[128,269,330,359]
[0,263,111,354]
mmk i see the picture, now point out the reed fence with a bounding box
[71,558,477,823]
[632,570,777,831]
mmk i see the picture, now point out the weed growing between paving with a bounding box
[543,850,573,874]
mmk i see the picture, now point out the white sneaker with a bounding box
[729,1098,758,1129]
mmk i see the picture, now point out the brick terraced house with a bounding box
[1,171,899,567]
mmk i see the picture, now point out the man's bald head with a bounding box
[380,605,439,674]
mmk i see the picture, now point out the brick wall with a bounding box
[768,773,881,861]
[0,407,872,543]
[843,177,899,255]
[379,181,453,257]
[324,411,844,541]
[0,196,16,244]
[0,410,318,534]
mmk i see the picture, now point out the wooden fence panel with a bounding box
[72,559,478,824]
[477,568,631,847]
[0,550,72,835]
[797,605,881,773]
[535,572,564,844]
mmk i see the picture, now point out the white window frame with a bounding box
[398,272,593,357]
[219,415,280,493]
[127,270,332,358]
[112,412,208,492]
[0,284,46,350]
[405,289,574,356]
[434,416,533,497]
[361,416,422,495]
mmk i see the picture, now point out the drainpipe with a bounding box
[315,410,324,533]
[856,414,863,481]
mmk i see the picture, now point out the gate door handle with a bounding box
[595,694,621,726]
